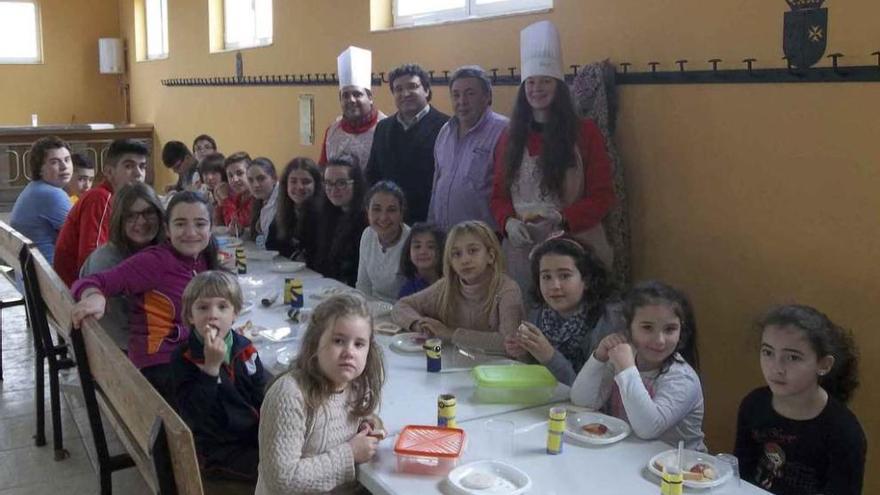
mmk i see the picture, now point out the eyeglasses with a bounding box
[124,208,159,223]
[392,82,422,95]
[324,179,355,190]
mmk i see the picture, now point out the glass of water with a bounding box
[716,453,740,488]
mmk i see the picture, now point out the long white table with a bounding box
[236,251,769,495]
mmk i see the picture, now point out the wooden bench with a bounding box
[25,244,204,494]
[0,220,73,458]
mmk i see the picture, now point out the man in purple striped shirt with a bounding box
[428,66,509,232]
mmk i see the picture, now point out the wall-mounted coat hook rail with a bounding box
[616,52,880,85]
[162,51,880,89]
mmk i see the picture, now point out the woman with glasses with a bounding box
[312,156,367,286]
[79,182,165,351]
[266,157,323,261]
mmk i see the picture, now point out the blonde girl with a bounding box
[392,220,524,355]
[256,294,386,495]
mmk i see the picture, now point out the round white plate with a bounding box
[446,460,531,495]
[246,250,279,261]
[368,300,393,317]
[648,449,732,489]
[564,411,631,445]
[271,261,306,273]
[275,347,293,367]
[216,236,243,248]
[390,332,427,353]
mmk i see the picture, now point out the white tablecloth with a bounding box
[236,252,769,495]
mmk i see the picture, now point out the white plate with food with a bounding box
[446,460,531,495]
[234,320,266,341]
[648,449,732,489]
[390,332,428,353]
[375,321,402,335]
[271,261,306,273]
[260,326,298,343]
[564,411,631,445]
[216,236,243,248]
[246,249,279,261]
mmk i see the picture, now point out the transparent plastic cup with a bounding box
[716,453,740,488]
[484,419,515,459]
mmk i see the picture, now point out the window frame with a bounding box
[144,0,169,60]
[392,0,551,28]
[0,0,43,64]
[222,0,273,51]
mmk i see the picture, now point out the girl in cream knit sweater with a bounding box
[256,295,386,494]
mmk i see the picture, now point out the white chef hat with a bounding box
[337,46,372,90]
[520,20,564,81]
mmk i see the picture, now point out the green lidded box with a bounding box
[471,365,558,404]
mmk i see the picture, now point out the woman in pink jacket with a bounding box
[71,191,221,400]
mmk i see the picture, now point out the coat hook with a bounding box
[508,67,517,78]
[428,70,435,82]
[379,71,387,83]
[570,64,580,76]
[619,62,631,74]
[781,56,799,75]
[306,74,312,82]
[442,70,450,81]
[742,58,757,75]
[675,59,688,73]
[648,62,660,74]
[708,59,722,72]
[490,68,499,82]
[872,51,880,69]
[826,53,845,75]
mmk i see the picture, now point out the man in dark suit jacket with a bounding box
[366,63,449,224]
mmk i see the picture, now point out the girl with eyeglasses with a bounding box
[79,183,165,351]
[312,156,367,287]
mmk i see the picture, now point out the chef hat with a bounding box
[337,46,372,90]
[520,20,564,81]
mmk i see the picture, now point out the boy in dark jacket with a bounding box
[172,271,266,481]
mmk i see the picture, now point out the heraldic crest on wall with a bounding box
[783,0,828,69]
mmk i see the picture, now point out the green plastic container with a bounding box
[471,365,558,403]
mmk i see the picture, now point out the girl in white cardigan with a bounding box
[356,181,409,302]
[570,280,706,451]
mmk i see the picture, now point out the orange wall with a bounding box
[118,0,879,491]
[0,0,123,125]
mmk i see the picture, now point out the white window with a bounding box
[0,0,42,64]
[393,0,551,27]
[145,0,168,59]
[224,0,273,50]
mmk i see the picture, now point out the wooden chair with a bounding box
[0,221,28,382]
[0,220,73,458]
[27,244,204,495]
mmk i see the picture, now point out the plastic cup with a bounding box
[483,419,515,459]
[716,453,740,488]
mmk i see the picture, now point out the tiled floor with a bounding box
[0,277,151,494]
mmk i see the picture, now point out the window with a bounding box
[223,0,272,50]
[392,0,551,27]
[145,0,168,59]
[0,0,42,64]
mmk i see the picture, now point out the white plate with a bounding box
[648,449,732,489]
[390,332,427,353]
[234,321,266,341]
[246,250,279,261]
[271,261,306,273]
[275,347,293,367]
[260,326,297,343]
[310,286,359,301]
[375,321,402,335]
[564,411,631,445]
[446,460,531,495]
[216,236,243,248]
[368,301,393,317]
